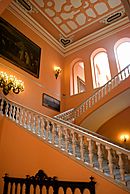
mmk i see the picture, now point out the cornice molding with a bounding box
[8,2,130,57]
[64,17,130,56]
[8,1,65,56]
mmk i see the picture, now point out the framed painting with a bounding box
[0,17,41,78]
[42,93,60,112]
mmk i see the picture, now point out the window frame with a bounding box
[91,48,111,89]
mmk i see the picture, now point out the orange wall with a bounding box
[0,116,129,194]
[1,8,130,116]
[97,107,130,149]
[0,0,12,14]
[0,10,63,116]
[74,78,130,126]
[61,26,130,111]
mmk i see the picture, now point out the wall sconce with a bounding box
[0,71,24,95]
[54,67,61,79]
[120,134,129,143]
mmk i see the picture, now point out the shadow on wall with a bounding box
[97,107,130,150]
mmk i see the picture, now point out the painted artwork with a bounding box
[42,93,60,112]
[0,17,41,78]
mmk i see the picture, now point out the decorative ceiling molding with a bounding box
[8,1,130,56]
[100,9,125,24]
[59,35,73,47]
[61,6,125,37]
[29,0,67,37]
[15,0,32,12]
[64,17,130,56]
[8,1,65,56]
[30,0,124,37]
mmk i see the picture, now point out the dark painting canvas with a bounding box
[42,93,60,112]
[0,17,41,78]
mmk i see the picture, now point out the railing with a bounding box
[3,169,96,194]
[55,64,130,122]
[0,95,130,190]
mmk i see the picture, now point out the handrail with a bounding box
[0,93,129,154]
[0,94,130,190]
[55,118,130,153]
[56,64,130,121]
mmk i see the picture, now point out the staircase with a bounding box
[0,93,130,192]
[55,64,130,124]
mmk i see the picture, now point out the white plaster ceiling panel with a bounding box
[31,0,122,37]
[13,0,126,47]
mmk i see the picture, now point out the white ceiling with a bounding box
[7,0,130,55]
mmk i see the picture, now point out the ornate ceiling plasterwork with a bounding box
[32,0,123,35]
[9,0,129,55]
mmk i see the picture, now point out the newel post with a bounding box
[3,174,9,194]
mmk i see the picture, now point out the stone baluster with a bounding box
[30,112,34,131]
[82,103,85,112]
[113,77,116,88]
[91,96,94,106]
[45,120,50,140]
[88,98,91,108]
[65,128,68,153]
[35,115,38,133]
[106,146,114,178]
[40,117,44,138]
[9,103,13,119]
[79,106,82,116]
[0,98,4,114]
[5,101,9,117]
[111,78,114,89]
[102,87,105,98]
[42,118,47,139]
[74,110,77,119]
[125,67,129,78]
[12,105,16,121]
[27,111,31,130]
[79,135,84,161]
[32,114,36,133]
[85,100,88,111]
[117,72,121,84]
[122,69,126,80]
[128,64,130,75]
[51,122,55,145]
[116,151,125,183]
[72,131,76,157]
[104,84,107,96]
[87,138,94,167]
[36,116,41,136]
[94,92,97,103]
[120,70,124,81]
[115,75,119,86]
[23,110,27,128]
[77,109,80,117]
[107,81,111,93]
[19,107,24,126]
[96,142,103,172]
[98,90,101,101]
[58,125,62,148]
[15,106,20,124]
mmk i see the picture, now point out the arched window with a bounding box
[91,49,111,89]
[70,59,86,95]
[114,38,130,72]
